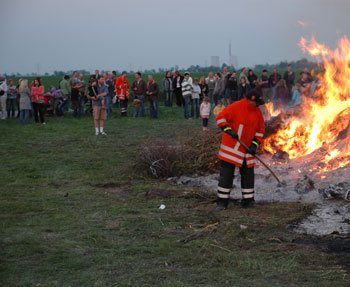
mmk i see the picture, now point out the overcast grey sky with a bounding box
[1,0,350,74]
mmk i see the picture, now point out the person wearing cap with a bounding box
[215,89,265,210]
[115,71,130,117]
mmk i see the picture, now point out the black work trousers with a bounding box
[217,160,254,201]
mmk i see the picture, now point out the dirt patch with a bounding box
[293,235,350,269]
[145,189,180,200]
[95,183,134,198]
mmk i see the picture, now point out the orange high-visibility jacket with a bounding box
[115,76,130,100]
[216,98,265,168]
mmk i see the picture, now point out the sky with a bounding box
[1,0,350,75]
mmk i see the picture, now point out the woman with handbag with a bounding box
[31,77,46,124]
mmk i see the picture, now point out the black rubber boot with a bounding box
[216,198,229,212]
[241,198,256,208]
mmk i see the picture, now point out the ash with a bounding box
[173,152,350,236]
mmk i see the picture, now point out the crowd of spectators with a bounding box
[0,65,321,134]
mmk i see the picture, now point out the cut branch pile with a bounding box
[137,130,222,178]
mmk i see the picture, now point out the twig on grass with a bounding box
[158,217,165,227]
[209,243,233,254]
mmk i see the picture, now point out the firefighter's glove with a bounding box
[247,140,260,156]
[222,126,238,140]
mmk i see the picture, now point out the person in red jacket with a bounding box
[215,89,265,210]
[31,77,46,124]
[115,71,130,116]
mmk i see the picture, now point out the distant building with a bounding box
[228,41,238,69]
[211,56,220,67]
[229,55,238,69]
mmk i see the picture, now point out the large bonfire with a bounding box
[263,36,350,174]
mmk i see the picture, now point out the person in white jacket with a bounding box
[0,77,8,119]
[200,96,211,131]
[191,78,201,118]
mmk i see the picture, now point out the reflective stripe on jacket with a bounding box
[216,98,265,168]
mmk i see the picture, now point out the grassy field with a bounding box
[1,102,349,286]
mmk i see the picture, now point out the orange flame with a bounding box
[264,36,350,172]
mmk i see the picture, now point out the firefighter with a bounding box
[215,89,265,210]
[115,71,130,116]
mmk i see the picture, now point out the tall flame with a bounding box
[264,36,350,172]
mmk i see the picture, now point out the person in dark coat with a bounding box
[274,79,290,110]
[247,69,258,89]
[173,71,184,107]
[283,64,295,96]
[237,77,251,101]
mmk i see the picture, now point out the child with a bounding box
[191,78,201,118]
[290,83,302,109]
[213,98,225,117]
[133,96,141,118]
[200,96,211,131]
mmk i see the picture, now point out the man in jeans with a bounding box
[146,75,159,119]
[181,72,193,119]
[88,76,108,135]
[131,72,147,116]
[59,75,71,114]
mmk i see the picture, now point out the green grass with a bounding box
[0,103,348,286]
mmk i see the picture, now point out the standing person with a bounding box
[94,69,100,79]
[200,96,211,131]
[239,68,249,83]
[111,71,118,108]
[70,72,81,118]
[6,79,17,118]
[0,76,8,119]
[247,69,258,89]
[69,71,79,112]
[199,76,209,100]
[146,75,159,119]
[19,79,32,125]
[206,72,216,105]
[88,76,108,135]
[226,71,238,103]
[31,77,45,124]
[181,72,193,119]
[213,73,224,105]
[173,71,184,107]
[162,71,173,107]
[274,79,290,110]
[131,72,147,116]
[269,68,282,100]
[59,75,71,112]
[191,78,201,118]
[77,74,86,116]
[223,67,231,106]
[215,89,265,211]
[259,69,270,102]
[115,71,130,117]
[104,72,113,118]
[283,64,295,95]
[237,77,251,101]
